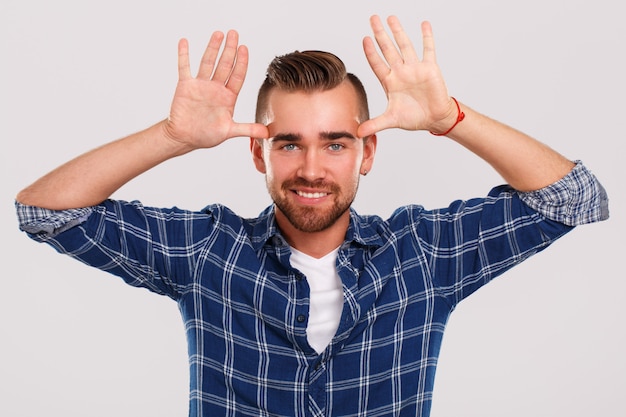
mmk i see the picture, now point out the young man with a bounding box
[16,15,608,417]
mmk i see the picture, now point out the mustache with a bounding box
[281,178,340,192]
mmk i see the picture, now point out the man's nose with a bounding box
[297,149,326,181]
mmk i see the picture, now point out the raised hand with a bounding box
[358,15,456,138]
[164,30,269,150]
[16,30,270,210]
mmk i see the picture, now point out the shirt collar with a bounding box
[249,206,385,252]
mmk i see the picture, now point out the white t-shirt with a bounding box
[289,247,343,354]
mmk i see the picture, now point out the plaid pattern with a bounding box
[16,162,608,416]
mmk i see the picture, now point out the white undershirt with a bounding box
[289,246,343,354]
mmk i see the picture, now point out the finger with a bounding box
[177,38,192,81]
[421,21,437,63]
[386,15,419,63]
[230,122,270,140]
[362,36,391,82]
[197,31,225,80]
[357,115,393,138]
[369,14,403,66]
[212,30,239,84]
[225,45,249,95]
[357,119,376,139]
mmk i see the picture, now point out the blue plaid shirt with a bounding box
[17,162,608,417]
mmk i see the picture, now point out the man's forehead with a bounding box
[262,84,362,127]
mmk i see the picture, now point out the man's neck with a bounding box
[275,210,349,259]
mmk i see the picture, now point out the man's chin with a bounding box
[288,212,338,233]
[278,205,348,234]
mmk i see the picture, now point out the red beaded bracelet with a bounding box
[429,97,465,136]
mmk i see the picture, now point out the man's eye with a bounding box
[328,143,344,151]
[282,144,298,151]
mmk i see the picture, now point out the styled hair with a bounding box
[255,50,369,125]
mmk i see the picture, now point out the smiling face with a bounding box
[252,81,376,237]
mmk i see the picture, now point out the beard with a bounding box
[268,177,358,233]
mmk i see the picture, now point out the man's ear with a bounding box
[360,134,377,175]
[250,137,267,174]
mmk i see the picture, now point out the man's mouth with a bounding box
[296,190,329,199]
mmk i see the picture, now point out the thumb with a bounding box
[231,122,270,139]
[358,115,392,138]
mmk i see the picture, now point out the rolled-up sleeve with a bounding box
[518,161,609,226]
[16,203,94,240]
[14,200,217,298]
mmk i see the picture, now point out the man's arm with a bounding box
[16,30,269,210]
[358,16,574,192]
[444,105,575,192]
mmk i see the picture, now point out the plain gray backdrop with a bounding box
[2,0,624,416]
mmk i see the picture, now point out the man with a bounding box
[16,15,608,417]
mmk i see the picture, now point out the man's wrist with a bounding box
[157,119,197,158]
[429,97,465,136]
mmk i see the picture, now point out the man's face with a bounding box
[252,81,376,234]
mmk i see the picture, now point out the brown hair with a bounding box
[255,50,369,125]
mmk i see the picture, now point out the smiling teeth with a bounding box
[297,191,328,199]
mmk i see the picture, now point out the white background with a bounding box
[2,1,624,416]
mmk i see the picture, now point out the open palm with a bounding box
[165,30,268,150]
[358,16,453,138]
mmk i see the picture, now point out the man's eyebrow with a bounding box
[270,131,357,142]
[320,131,357,140]
[270,133,302,142]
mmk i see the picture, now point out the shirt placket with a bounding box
[270,236,326,416]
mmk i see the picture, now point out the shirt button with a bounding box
[297,314,306,323]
